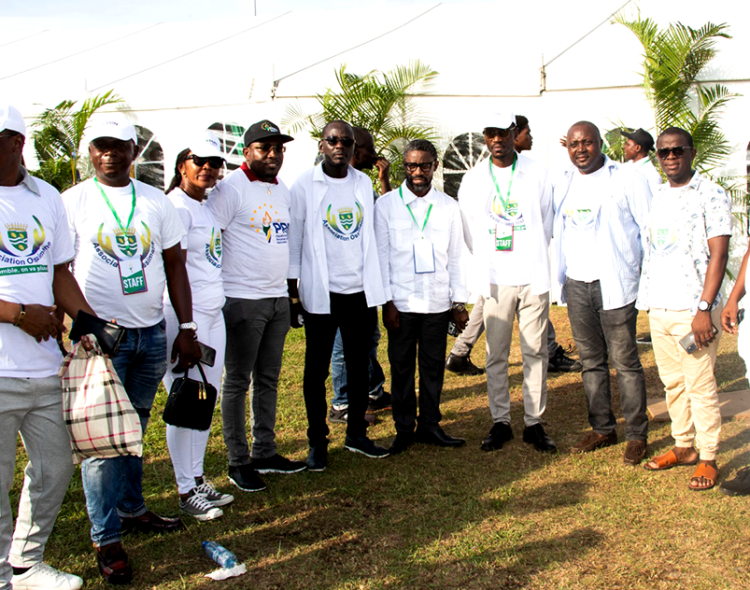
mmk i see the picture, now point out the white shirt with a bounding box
[628,157,663,196]
[63,178,185,329]
[166,189,224,316]
[375,183,468,313]
[320,174,364,294]
[207,168,291,300]
[459,153,553,296]
[289,163,386,314]
[0,171,75,378]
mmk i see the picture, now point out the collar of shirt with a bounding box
[240,162,278,185]
[399,181,435,206]
[16,167,41,196]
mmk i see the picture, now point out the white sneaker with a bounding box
[179,493,223,521]
[11,563,83,590]
[194,481,234,507]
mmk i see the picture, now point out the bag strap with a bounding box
[181,363,211,400]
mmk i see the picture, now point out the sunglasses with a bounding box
[656,146,691,159]
[483,127,515,139]
[322,136,355,147]
[252,143,286,155]
[186,155,224,169]
[404,161,436,173]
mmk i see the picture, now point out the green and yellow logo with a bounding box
[98,222,152,260]
[0,217,45,257]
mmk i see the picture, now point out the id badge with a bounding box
[118,257,148,295]
[413,239,436,274]
[495,224,513,251]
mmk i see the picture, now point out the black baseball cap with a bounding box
[620,128,655,152]
[243,120,294,146]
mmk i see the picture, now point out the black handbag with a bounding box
[69,310,126,357]
[162,363,217,431]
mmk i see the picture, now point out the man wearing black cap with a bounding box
[621,128,662,194]
[208,120,307,493]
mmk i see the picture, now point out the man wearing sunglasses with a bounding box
[208,120,307,493]
[459,112,556,454]
[62,116,201,582]
[553,121,651,465]
[640,127,731,492]
[289,120,390,470]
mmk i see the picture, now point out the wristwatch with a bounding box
[290,297,300,305]
[451,302,467,312]
[697,300,711,312]
[179,321,198,332]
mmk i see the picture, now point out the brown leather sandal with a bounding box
[689,462,719,492]
[643,448,699,471]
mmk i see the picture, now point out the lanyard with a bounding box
[399,186,433,236]
[95,178,136,233]
[489,155,516,212]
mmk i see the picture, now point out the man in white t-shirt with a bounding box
[621,127,663,195]
[63,117,200,584]
[640,127,731,492]
[553,121,651,465]
[0,105,94,590]
[375,139,469,454]
[289,121,389,470]
[459,112,557,454]
[208,120,307,493]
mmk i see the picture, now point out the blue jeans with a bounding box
[331,323,385,407]
[81,320,168,546]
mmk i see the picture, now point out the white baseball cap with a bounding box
[87,116,137,144]
[188,131,225,159]
[484,111,517,130]
[0,105,26,137]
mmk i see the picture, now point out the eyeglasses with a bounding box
[404,161,436,173]
[186,155,224,169]
[483,127,515,139]
[252,143,286,155]
[322,136,355,147]
[656,146,691,159]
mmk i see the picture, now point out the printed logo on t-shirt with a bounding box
[205,227,222,268]
[565,206,597,229]
[488,199,525,230]
[650,226,678,255]
[323,202,363,241]
[96,222,155,268]
[249,205,288,245]
[0,217,51,275]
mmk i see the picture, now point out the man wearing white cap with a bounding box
[62,116,200,583]
[0,105,94,590]
[458,112,557,454]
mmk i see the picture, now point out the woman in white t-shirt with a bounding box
[163,132,233,520]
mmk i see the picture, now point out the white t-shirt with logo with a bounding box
[207,169,291,299]
[165,189,224,316]
[321,174,364,294]
[562,165,607,283]
[0,175,75,378]
[63,178,185,329]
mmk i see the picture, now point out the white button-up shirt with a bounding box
[375,182,468,313]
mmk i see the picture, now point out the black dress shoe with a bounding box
[480,422,514,452]
[445,353,485,376]
[522,423,557,453]
[415,426,466,447]
[120,510,184,534]
[388,433,415,455]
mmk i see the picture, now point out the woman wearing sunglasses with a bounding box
[162,131,234,520]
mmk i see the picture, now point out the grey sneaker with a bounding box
[329,406,348,423]
[194,480,234,507]
[179,492,223,521]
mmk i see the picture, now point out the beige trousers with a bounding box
[649,306,722,460]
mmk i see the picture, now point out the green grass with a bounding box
[11,306,750,589]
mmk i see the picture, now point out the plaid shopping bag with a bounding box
[59,338,142,464]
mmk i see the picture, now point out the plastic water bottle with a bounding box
[203,541,239,569]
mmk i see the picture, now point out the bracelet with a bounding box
[13,303,26,327]
[290,297,300,305]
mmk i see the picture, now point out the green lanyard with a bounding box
[489,155,516,212]
[399,186,433,236]
[95,178,136,233]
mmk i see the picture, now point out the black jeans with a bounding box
[302,291,377,445]
[387,310,450,435]
[564,279,648,441]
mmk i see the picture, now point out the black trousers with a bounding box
[303,291,377,444]
[387,310,450,434]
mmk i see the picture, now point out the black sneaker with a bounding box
[228,464,266,492]
[306,443,328,472]
[345,435,390,458]
[367,391,392,412]
[548,347,582,372]
[252,453,307,474]
[328,406,348,423]
[721,467,750,496]
[636,334,653,345]
[445,353,485,376]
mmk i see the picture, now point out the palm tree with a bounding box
[283,61,439,187]
[31,90,123,191]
